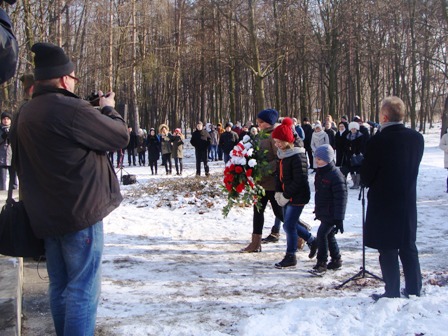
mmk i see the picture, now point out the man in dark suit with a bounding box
[361,96,424,301]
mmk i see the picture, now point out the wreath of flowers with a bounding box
[222,133,269,217]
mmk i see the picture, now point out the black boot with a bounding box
[327,257,342,270]
[261,233,280,244]
[312,260,327,273]
[307,237,318,259]
[275,253,297,269]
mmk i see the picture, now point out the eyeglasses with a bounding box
[67,75,80,84]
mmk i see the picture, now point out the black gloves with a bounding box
[334,220,344,234]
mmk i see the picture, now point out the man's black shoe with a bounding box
[371,293,399,302]
[401,288,420,298]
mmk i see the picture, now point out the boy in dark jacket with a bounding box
[312,144,348,273]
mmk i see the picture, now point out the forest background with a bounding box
[1,0,448,136]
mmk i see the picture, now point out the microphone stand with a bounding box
[336,186,383,289]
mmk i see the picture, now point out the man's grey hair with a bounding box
[381,96,406,122]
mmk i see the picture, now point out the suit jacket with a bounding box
[360,124,424,249]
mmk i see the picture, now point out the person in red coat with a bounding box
[361,96,424,301]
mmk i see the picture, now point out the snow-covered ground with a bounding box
[96,125,448,336]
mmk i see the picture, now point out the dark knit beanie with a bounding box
[272,117,295,143]
[1,111,12,120]
[32,42,75,80]
[257,108,279,126]
[315,144,335,163]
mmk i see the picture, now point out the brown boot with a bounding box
[240,234,262,253]
[297,237,305,250]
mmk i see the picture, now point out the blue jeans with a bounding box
[209,145,218,160]
[273,213,311,242]
[316,220,340,262]
[283,204,307,254]
[45,222,104,336]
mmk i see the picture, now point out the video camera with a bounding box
[85,91,109,107]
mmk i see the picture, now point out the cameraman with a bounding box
[0,0,18,84]
[11,42,129,335]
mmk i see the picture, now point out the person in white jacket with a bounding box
[439,127,448,193]
[311,122,330,171]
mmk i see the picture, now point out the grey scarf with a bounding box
[277,146,305,159]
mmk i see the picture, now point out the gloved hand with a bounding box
[274,192,289,207]
[334,220,344,234]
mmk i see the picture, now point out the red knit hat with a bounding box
[272,117,295,143]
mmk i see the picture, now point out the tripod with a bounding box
[336,186,383,289]
[114,149,131,183]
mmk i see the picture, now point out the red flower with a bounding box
[223,174,234,184]
[236,183,245,193]
[235,166,243,174]
[246,168,253,177]
[225,183,233,191]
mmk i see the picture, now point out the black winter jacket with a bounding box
[146,135,161,161]
[190,129,211,151]
[314,162,347,222]
[276,149,310,205]
[219,130,239,154]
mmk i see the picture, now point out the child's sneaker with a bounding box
[327,258,342,270]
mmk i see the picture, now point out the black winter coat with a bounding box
[314,162,347,222]
[147,135,161,161]
[127,131,137,150]
[219,130,239,154]
[361,124,424,249]
[325,128,336,148]
[303,123,313,147]
[276,149,310,205]
[190,129,211,151]
[345,131,365,156]
[335,130,349,166]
